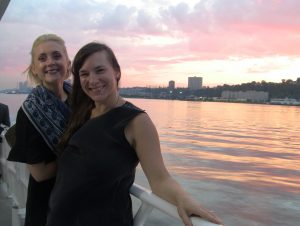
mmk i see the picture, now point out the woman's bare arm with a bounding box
[125,113,222,226]
[27,161,57,182]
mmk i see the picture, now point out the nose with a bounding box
[46,56,55,65]
[89,72,99,84]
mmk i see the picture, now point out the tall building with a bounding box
[168,80,175,90]
[18,80,26,88]
[18,81,31,92]
[188,76,202,90]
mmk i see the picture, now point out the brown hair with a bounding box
[58,42,121,152]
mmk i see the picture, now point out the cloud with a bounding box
[96,5,136,31]
[1,0,300,89]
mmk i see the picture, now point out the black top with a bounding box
[46,102,145,226]
[7,108,57,226]
[0,102,10,127]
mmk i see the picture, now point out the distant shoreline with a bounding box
[1,92,300,107]
[123,95,300,107]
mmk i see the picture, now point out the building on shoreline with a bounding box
[270,98,300,105]
[188,76,203,90]
[221,90,269,103]
[168,80,175,90]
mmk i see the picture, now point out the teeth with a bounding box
[46,69,58,73]
[92,88,101,92]
[90,85,104,90]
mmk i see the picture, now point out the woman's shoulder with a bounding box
[122,101,145,113]
[126,107,153,133]
[16,106,27,120]
[16,106,34,125]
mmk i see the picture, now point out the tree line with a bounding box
[196,79,300,99]
[121,79,300,100]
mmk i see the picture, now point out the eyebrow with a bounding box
[95,65,106,70]
[79,69,87,74]
[37,53,46,57]
[52,51,62,54]
[79,63,107,74]
[80,65,103,71]
[37,50,61,57]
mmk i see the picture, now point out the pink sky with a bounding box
[1,0,300,89]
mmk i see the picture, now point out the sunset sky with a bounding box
[1,0,300,89]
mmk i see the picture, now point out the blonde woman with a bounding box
[7,34,72,226]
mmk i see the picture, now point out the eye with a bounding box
[53,52,62,60]
[96,68,104,74]
[79,72,88,78]
[38,55,47,62]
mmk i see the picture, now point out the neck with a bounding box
[42,81,67,101]
[91,92,123,118]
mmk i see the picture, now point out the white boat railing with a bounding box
[1,132,221,226]
[131,183,220,226]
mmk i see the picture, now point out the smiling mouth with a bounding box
[46,69,59,74]
[89,84,105,91]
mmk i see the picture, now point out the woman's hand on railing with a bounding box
[191,216,223,226]
[176,194,222,226]
[130,183,223,226]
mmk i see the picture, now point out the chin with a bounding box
[44,80,59,85]
[88,95,103,102]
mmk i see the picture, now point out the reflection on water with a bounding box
[1,94,300,226]
[129,98,300,226]
[133,99,300,191]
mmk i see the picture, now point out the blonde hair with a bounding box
[25,34,70,85]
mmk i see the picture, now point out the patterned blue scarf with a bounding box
[22,81,72,154]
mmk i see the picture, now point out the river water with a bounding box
[1,94,299,226]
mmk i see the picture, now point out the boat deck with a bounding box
[0,180,12,226]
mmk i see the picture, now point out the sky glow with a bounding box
[0,0,300,89]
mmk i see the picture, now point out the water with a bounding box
[1,94,300,226]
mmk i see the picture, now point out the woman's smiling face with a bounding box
[79,51,120,103]
[32,40,70,88]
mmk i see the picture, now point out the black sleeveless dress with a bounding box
[46,102,145,226]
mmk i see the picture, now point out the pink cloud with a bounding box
[1,0,300,89]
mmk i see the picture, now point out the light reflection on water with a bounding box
[129,98,300,226]
[1,94,300,226]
